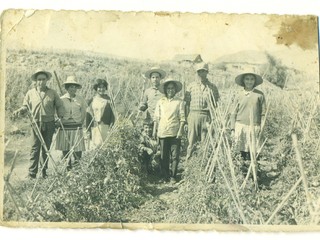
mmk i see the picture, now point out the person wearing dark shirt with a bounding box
[87,79,115,148]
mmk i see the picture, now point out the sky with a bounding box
[1,9,319,74]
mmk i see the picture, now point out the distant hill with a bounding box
[213,50,268,65]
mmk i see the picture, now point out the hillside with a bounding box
[214,50,268,65]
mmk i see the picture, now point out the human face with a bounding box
[165,83,176,99]
[35,73,48,90]
[143,124,153,137]
[243,74,256,90]
[67,84,78,97]
[96,84,106,96]
[197,69,208,82]
[150,72,161,88]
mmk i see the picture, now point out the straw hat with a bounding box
[31,69,52,81]
[195,62,209,72]
[235,73,263,87]
[158,78,182,94]
[62,76,82,89]
[144,66,166,79]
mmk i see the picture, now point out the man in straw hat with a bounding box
[154,78,185,183]
[230,72,266,165]
[55,76,87,171]
[13,69,65,179]
[139,66,166,122]
[184,62,220,160]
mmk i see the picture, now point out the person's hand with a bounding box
[176,129,183,139]
[84,130,92,140]
[184,124,188,133]
[12,109,21,119]
[152,129,157,140]
[230,129,235,139]
[146,148,153,155]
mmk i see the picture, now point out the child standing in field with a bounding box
[138,119,159,174]
[55,76,87,171]
[87,79,115,148]
[154,78,186,183]
[230,72,266,167]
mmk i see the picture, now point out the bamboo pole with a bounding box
[216,156,248,224]
[266,176,302,224]
[4,150,18,182]
[222,134,241,202]
[292,134,314,220]
[249,110,258,191]
[4,184,22,219]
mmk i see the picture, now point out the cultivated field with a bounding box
[3,49,320,226]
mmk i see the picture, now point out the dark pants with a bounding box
[29,121,55,177]
[62,151,82,170]
[186,112,210,160]
[159,137,181,180]
[139,151,152,174]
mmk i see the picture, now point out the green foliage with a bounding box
[260,53,289,89]
[166,88,320,225]
[4,49,320,225]
[4,119,148,222]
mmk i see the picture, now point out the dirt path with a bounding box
[4,132,63,183]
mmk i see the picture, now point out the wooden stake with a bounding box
[292,134,314,220]
[266,176,302,224]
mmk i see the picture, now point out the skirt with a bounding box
[92,123,110,147]
[234,122,261,152]
[55,126,86,152]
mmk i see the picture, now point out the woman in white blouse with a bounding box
[87,79,115,148]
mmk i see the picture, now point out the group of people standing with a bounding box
[13,70,115,179]
[13,62,266,183]
[138,63,266,183]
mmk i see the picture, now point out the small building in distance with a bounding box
[173,54,203,65]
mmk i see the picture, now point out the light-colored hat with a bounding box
[196,62,209,72]
[235,73,263,87]
[62,76,82,88]
[144,66,166,79]
[158,78,183,94]
[31,69,52,81]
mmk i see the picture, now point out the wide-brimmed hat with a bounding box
[31,69,52,81]
[158,78,183,94]
[235,73,263,87]
[195,62,209,72]
[144,66,166,79]
[62,76,82,89]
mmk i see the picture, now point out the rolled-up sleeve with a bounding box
[54,92,65,118]
[139,90,148,111]
[22,92,30,109]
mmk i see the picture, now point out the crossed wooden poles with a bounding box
[200,90,319,224]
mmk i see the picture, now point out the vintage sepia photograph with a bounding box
[0,8,319,231]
